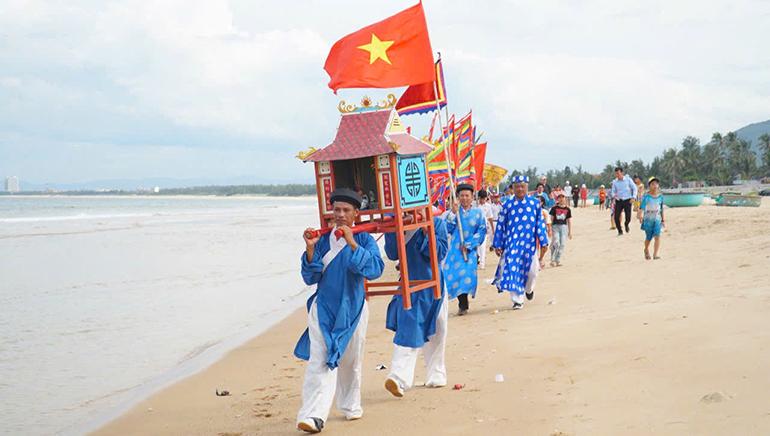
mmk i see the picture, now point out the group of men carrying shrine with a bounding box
[294,175,548,433]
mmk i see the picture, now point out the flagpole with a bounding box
[432,70,467,261]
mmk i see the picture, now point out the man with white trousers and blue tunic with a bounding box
[492,176,549,310]
[294,189,385,433]
[383,215,449,397]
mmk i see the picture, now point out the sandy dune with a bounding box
[92,199,770,436]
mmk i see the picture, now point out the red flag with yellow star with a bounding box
[324,2,434,93]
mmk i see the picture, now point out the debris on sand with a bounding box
[700,392,733,404]
[216,389,231,397]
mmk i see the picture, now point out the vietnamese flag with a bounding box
[324,2,434,93]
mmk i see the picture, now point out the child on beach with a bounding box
[537,195,552,268]
[637,177,665,260]
[598,185,607,211]
[549,194,572,267]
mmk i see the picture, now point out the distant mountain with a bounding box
[735,119,770,155]
[18,176,315,192]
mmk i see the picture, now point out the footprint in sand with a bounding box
[700,392,733,404]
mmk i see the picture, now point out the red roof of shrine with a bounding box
[305,108,433,162]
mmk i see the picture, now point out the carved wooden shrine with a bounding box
[298,95,441,309]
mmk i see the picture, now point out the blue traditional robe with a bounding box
[384,218,449,348]
[492,196,549,295]
[442,206,487,299]
[294,232,384,370]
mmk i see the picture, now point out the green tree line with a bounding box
[502,132,770,190]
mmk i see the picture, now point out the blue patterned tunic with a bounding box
[442,206,487,299]
[492,196,549,295]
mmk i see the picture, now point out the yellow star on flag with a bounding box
[357,34,395,65]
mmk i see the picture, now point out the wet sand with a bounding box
[92,199,770,436]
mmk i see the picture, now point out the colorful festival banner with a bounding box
[483,163,508,187]
[473,142,487,190]
[455,112,473,182]
[395,58,448,116]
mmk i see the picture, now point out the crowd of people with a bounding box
[292,168,666,432]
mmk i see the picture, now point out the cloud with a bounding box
[1,0,769,183]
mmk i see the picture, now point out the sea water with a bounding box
[0,196,320,435]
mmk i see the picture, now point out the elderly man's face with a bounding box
[333,201,358,227]
[514,182,528,199]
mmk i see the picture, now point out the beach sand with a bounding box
[92,199,770,436]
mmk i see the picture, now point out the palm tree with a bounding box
[662,148,685,186]
[711,132,723,147]
[759,133,770,155]
[759,133,770,171]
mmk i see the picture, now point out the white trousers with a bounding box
[478,234,489,268]
[387,294,448,390]
[297,300,369,424]
[508,256,540,305]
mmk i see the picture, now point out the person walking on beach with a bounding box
[383,215,449,398]
[539,175,553,197]
[536,195,552,269]
[638,177,665,260]
[474,190,494,270]
[612,167,637,236]
[633,175,646,212]
[571,183,580,208]
[598,185,607,211]
[443,183,487,316]
[549,193,573,267]
[552,184,563,202]
[492,175,549,310]
[580,183,588,208]
[563,181,573,199]
[295,189,385,433]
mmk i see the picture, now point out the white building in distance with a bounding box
[5,175,20,193]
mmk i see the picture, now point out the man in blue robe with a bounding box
[294,188,385,433]
[443,183,487,316]
[492,176,549,310]
[382,215,449,397]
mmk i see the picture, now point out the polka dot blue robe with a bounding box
[442,207,487,300]
[492,196,549,295]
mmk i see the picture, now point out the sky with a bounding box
[1,0,769,186]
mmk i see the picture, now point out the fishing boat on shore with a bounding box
[715,193,761,207]
[661,192,704,207]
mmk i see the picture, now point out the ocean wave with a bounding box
[0,212,154,223]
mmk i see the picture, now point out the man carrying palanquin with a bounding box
[294,188,385,434]
[442,183,487,316]
[383,214,449,398]
[492,175,549,310]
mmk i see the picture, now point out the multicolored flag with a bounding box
[324,3,434,93]
[455,112,473,182]
[426,115,455,210]
[395,58,448,116]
